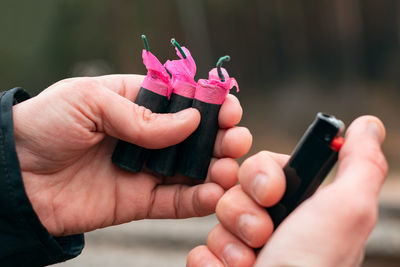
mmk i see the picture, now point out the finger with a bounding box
[146,182,224,218]
[95,76,242,128]
[149,157,239,190]
[160,173,202,186]
[216,185,273,248]
[252,118,387,266]
[219,94,243,129]
[95,74,145,101]
[43,77,82,91]
[239,151,289,207]
[206,158,239,190]
[98,88,201,149]
[335,116,388,198]
[213,127,252,158]
[207,224,256,267]
[187,245,224,267]
[355,249,365,267]
[42,75,143,101]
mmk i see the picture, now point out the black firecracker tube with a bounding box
[112,87,169,172]
[146,93,194,176]
[175,99,221,179]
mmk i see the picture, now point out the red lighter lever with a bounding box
[330,136,345,152]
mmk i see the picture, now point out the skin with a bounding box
[187,116,388,267]
[12,74,252,236]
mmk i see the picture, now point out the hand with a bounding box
[13,75,252,236]
[187,116,388,267]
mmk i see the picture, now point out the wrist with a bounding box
[10,92,61,235]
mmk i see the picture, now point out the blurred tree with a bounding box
[0,0,57,93]
[1,0,400,92]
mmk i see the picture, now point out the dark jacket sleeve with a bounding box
[0,88,84,266]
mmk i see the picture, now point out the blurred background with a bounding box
[1,0,399,266]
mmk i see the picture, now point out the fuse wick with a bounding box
[216,55,231,82]
[141,35,150,52]
[171,38,187,59]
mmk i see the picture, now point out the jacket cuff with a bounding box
[0,88,84,266]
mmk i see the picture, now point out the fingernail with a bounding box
[367,121,384,142]
[237,213,259,244]
[222,244,243,266]
[174,108,199,120]
[251,173,268,203]
[174,109,190,120]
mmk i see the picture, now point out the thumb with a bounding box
[99,89,200,149]
[334,115,388,198]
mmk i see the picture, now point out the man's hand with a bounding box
[187,116,387,267]
[13,74,252,236]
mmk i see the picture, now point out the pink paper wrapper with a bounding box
[164,47,197,98]
[194,67,239,105]
[141,49,172,98]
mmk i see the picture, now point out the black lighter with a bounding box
[112,35,171,172]
[267,112,345,228]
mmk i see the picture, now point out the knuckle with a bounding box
[76,77,100,90]
[341,145,388,178]
[242,151,270,168]
[371,149,389,177]
[256,150,270,158]
[132,104,155,141]
[216,186,240,215]
[215,194,230,215]
[73,78,103,102]
[343,194,378,228]
[206,225,221,246]
[360,147,388,178]
[186,246,204,267]
[139,106,154,122]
